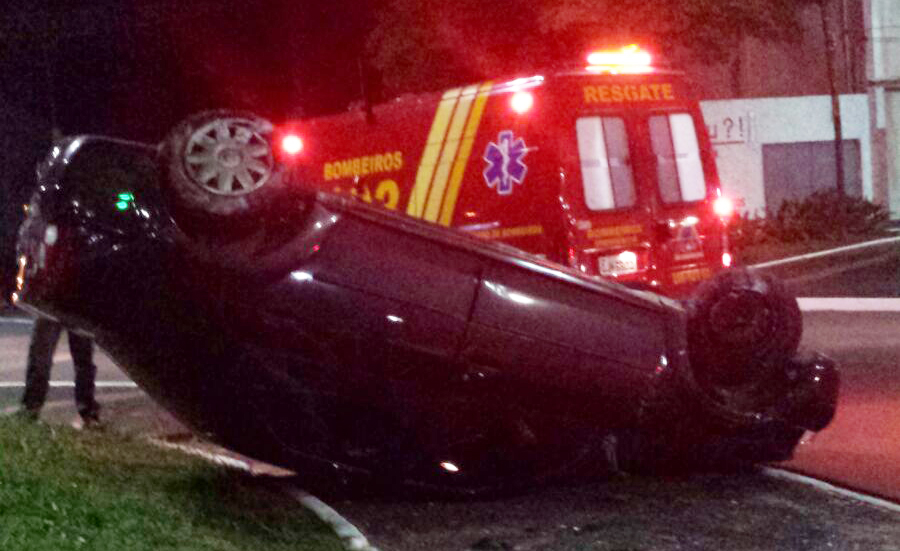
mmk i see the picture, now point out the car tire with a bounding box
[686,268,802,414]
[160,110,284,225]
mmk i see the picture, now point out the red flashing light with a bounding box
[510,91,534,114]
[586,44,653,74]
[281,134,304,155]
[713,196,734,219]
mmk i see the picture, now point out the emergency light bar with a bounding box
[586,45,653,74]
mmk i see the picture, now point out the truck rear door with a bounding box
[559,84,725,295]
[562,111,658,286]
[641,109,726,292]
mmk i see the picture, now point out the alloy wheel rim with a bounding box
[183,118,274,196]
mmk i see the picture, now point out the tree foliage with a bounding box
[366,0,806,95]
[366,0,545,94]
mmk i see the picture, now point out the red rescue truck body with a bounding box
[281,51,732,296]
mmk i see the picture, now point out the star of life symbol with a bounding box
[483,130,529,195]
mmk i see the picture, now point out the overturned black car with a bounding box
[14,113,838,496]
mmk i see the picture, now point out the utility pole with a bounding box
[819,0,846,196]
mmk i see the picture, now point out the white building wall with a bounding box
[870,0,900,81]
[700,94,871,216]
[867,0,900,217]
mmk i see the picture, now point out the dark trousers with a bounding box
[22,317,99,419]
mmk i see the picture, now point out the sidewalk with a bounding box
[18,389,188,439]
[25,387,296,477]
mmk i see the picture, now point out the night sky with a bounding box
[5,1,375,139]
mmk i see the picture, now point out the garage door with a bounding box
[762,140,861,214]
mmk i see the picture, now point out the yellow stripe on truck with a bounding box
[439,82,492,226]
[423,84,479,223]
[407,88,461,218]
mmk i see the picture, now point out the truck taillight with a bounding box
[713,196,734,219]
[510,91,534,114]
[281,134,304,155]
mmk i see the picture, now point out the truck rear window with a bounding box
[649,113,706,203]
[576,116,636,210]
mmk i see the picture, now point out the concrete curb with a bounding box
[0,381,138,389]
[148,439,380,551]
[762,467,900,514]
[750,235,900,269]
[0,316,35,325]
[282,487,381,551]
[797,297,900,311]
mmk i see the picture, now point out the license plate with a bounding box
[598,253,638,276]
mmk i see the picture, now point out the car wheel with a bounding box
[686,268,802,415]
[161,110,283,221]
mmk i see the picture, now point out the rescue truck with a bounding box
[283,46,733,295]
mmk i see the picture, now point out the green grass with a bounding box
[0,395,19,411]
[0,416,344,551]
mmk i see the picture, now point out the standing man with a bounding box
[20,317,102,427]
[4,193,101,429]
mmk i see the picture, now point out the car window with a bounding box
[576,116,636,210]
[649,113,706,203]
[61,141,162,225]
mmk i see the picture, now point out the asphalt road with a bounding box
[750,237,900,502]
[756,236,900,298]
[782,310,900,503]
[0,320,136,414]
